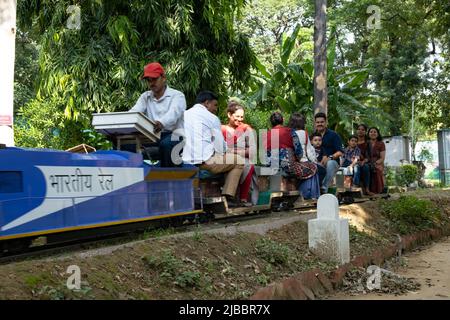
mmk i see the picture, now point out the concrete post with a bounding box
[308,194,350,264]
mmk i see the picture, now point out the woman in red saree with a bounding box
[221,101,259,205]
[367,127,386,194]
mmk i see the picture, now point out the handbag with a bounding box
[287,131,318,180]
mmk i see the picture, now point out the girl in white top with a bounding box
[288,113,317,163]
[287,112,320,199]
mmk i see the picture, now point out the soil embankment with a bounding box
[0,189,449,300]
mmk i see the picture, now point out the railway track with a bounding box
[0,195,382,264]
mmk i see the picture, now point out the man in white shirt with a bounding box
[183,91,244,199]
[130,62,186,167]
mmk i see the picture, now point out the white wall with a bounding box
[383,136,411,167]
[0,0,17,146]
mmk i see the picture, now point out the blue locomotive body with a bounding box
[0,147,199,241]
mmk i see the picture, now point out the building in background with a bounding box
[383,136,411,167]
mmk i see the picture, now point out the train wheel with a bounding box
[343,196,354,204]
[271,200,283,212]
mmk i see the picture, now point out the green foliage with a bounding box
[24,274,46,289]
[381,196,443,234]
[141,227,176,240]
[255,238,291,265]
[242,109,272,131]
[81,129,112,150]
[385,166,396,187]
[395,164,419,187]
[348,225,386,248]
[14,99,85,149]
[255,274,270,286]
[192,229,203,242]
[174,271,202,288]
[35,285,67,300]
[143,250,202,288]
[417,147,433,162]
[17,0,255,149]
[14,30,39,112]
[238,0,311,69]
[328,0,449,136]
[144,250,183,279]
[245,24,391,137]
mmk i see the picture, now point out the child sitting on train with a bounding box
[310,133,327,189]
[341,135,361,187]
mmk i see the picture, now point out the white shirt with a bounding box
[294,129,317,162]
[182,104,227,164]
[130,86,186,132]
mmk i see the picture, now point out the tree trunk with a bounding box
[0,0,17,146]
[313,0,327,116]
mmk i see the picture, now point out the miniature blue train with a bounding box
[0,145,376,252]
[0,146,199,242]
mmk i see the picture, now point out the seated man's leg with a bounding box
[317,164,326,187]
[322,159,340,192]
[159,132,181,167]
[353,164,361,186]
[200,153,244,197]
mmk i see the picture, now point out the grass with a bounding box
[140,227,177,240]
[381,195,447,234]
[255,238,292,266]
[143,250,204,289]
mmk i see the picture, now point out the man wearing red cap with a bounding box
[130,62,186,167]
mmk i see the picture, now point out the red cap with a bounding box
[142,62,165,79]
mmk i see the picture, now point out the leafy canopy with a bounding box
[15,0,255,149]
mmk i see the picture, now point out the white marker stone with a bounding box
[308,194,350,264]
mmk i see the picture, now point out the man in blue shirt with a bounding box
[314,112,344,193]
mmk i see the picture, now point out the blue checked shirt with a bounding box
[343,146,361,163]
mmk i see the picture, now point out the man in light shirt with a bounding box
[183,91,244,200]
[130,62,186,167]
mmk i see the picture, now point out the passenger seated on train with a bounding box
[182,91,245,205]
[356,124,372,195]
[221,101,259,205]
[265,112,304,177]
[311,132,327,186]
[288,113,320,200]
[313,112,344,193]
[341,135,362,188]
[129,62,186,167]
